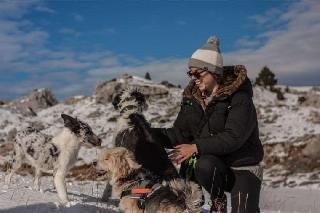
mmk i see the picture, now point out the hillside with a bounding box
[0,74,319,212]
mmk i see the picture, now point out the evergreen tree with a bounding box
[145,72,151,80]
[255,66,277,88]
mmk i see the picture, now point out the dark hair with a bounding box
[213,73,224,85]
[212,68,238,86]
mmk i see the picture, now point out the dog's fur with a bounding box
[98,147,203,213]
[4,114,101,204]
[111,88,179,180]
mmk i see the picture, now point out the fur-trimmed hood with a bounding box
[183,65,251,108]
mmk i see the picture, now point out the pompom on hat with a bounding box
[188,36,223,75]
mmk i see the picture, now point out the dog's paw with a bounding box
[32,185,40,191]
[65,201,78,208]
[47,202,60,209]
[4,175,11,186]
[59,199,69,205]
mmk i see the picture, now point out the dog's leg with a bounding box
[53,168,69,204]
[101,182,112,202]
[32,168,42,191]
[5,147,23,185]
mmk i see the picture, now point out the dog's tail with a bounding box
[168,179,203,213]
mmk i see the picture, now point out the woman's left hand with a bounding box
[169,144,198,164]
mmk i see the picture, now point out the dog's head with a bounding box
[97,147,141,179]
[61,114,102,147]
[112,88,148,114]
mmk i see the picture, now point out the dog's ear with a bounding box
[112,92,123,110]
[61,114,80,133]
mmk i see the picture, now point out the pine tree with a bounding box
[255,66,277,88]
[145,72,151,80]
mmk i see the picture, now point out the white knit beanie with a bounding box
[188,36,223,75]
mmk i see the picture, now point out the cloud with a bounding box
[87,58,188,87]
[224,0,320,85]
[58,28,80,37]
[235,38,260,48]
[1,0,319,101]
[0,0,37,18]
[34,5,56,14]
[72,13,84,22]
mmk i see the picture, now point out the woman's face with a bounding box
[190,67,217,93]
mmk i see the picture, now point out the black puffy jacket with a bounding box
[152,65,264,168]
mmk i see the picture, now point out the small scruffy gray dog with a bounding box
[4,114,101,204]
[98,147,203,213]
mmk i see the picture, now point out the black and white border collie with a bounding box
[111,88,179,180]
[4,114,101,204]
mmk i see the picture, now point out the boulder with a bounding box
[0,99,10,105]
[94,74,169,105]
[9,88,58,115]
[308,111,320,124]
[302,135,320,160]
[299,93,320,108]
[64,95,87,105]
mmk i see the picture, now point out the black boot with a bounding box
[210,193,227,213]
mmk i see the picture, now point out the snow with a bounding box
[0,109,28,135]
[1,172,320,213]
[0,173,120,213]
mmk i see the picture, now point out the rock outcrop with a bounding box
[8,88,58,115]
[94,74,169,104]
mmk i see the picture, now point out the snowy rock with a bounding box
[302,135,320,160]
[308,110,320,124]
[64,95,87,105]
[300,93,320,108]
[94,74,169,105]
[8,88,58,115]
[0,99,10,105]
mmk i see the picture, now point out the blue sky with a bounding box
[0,0,319,100]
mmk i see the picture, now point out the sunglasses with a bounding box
[186,67,208,79]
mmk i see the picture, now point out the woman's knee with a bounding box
[194,155,227,181]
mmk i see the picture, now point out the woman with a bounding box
[151,36,264,213]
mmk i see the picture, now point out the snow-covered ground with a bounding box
[1,172,320,213]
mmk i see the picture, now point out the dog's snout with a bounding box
[97,169,107,176]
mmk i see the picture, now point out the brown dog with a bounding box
[98,147,203,213]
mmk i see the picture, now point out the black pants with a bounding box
[194,155,261,213]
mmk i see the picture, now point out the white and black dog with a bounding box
[101,88,179,202]
[111,88,179,180]
[4,114,101,204]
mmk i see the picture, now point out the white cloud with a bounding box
[34,5,56,14]
[1,0,319,100]
[0,0,37,18]
[235,38,260,48]
[224,0,320,85]
[87,58,188,86]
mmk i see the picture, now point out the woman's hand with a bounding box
[169,144,198,164]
